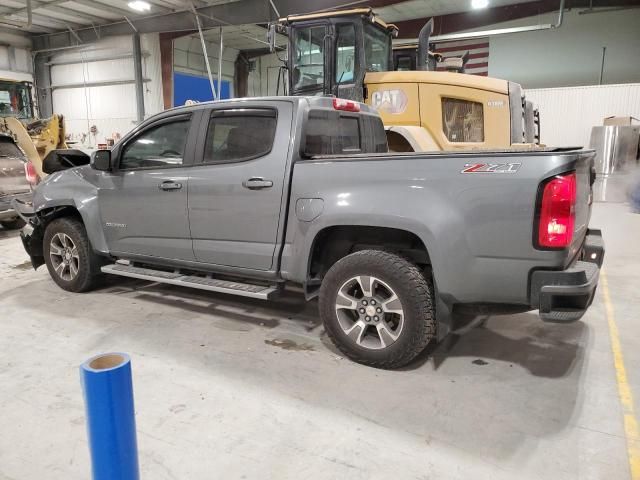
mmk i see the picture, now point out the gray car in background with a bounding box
[14,96,604,368]
[0,135,31,230]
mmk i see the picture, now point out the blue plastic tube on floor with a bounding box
[80,353,140,480]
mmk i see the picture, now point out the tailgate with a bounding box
[570,151,595,261]
[0,136,30,196]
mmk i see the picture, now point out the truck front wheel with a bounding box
[43,217,104,292]
[319,250,436,369]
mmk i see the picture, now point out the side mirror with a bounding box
[91,149,112,171]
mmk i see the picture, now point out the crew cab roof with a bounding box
[147,96,380,122]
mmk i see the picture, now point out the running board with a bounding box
[101,263,279,300]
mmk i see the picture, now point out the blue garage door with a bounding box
[173,72,231,107]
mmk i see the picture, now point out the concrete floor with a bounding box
[0,202,638,479]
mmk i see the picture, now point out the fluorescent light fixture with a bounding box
[128,1,151,12]
[471,0,489,8]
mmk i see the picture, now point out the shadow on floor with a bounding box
[6,275,588,463]
[99,277,585,379]
[405,312,586,379]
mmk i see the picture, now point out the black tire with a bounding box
[319,250,436,369]
[43,217,104,292]
[0,217,26,230]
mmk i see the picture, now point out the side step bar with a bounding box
[101,263,279,300]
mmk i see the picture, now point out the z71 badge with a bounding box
[461,163,521,174]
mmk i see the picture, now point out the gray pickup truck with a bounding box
[14,96,604,368]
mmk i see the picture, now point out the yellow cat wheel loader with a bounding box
[0,79,68,182]
[270,8,540,152]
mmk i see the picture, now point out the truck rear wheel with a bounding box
[319,250,436,369]
[43,217,104,292]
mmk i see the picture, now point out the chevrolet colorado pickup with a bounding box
[14,96,604,368]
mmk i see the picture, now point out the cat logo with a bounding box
[371,89,408,114]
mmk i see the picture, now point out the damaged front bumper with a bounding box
[11,198,45,270]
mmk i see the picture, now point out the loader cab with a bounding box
[0,80,34,120]
[274,9,397,102]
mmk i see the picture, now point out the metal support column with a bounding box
[193,9,217,101]
[33,53,53,118]
[599,46,606,85]
[217,26,223,100]
[132,33,145,122]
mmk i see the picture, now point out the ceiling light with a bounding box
[128,1,151,12]
[471,0,489,9]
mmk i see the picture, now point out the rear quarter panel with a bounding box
[281,150,593,306]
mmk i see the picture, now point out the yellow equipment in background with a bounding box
[0,79,67,180]
[271,8,540,151]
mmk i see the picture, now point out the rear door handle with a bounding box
[242,177,273,190]
[159,180,182,191]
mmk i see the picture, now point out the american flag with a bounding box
[434,38,490,76]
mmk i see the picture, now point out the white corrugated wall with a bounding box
[49,34,163,146]
[525,83,640,147]
[247,52,285,97]
[0,29,32,83]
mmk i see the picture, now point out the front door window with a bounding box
[120,120,190,170]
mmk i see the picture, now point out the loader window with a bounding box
[364,24,390,72]
[441,98,484,143]
[292,26,326,92]
[0,81,33,119]
[335,24,356,83]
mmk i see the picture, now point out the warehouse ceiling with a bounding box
[0,0,238,34]
[1,0,548,35]
[374,0,537,22]
[4,0,638,48]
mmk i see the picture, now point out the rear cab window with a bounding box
[303,108,387,157]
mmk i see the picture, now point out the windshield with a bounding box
[292,26,326,92]
[364,24,390,72]
[0,81,33,119]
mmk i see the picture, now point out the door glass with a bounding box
[120,120,190,169]
[204,112,277,163]
[0,81,33,119]
[292,26,325,92]
[364,24,390,72]
[335,24,356,83]
[396,55,413,71]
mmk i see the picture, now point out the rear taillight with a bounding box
[333,98,360,112]
[24,161,38,186]
[537,171,576,248]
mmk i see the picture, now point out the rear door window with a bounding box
[203,110,277,164]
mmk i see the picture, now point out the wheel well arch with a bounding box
[37,205,83,227]
[307,225,431,283]
[386,130,415,152]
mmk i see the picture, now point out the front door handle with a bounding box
[159,180,182,191]
[242,177,273,190]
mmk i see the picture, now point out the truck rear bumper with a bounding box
[530,229,605,323]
